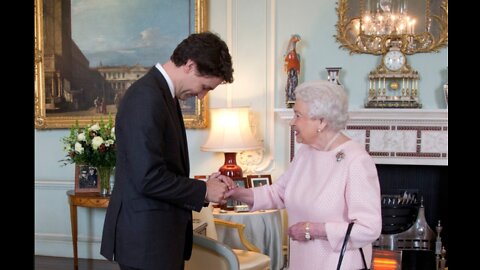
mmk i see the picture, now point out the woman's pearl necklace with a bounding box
[324,132,341,151]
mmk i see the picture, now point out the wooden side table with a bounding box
[66,190,110,270]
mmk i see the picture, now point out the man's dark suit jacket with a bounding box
[100,67,207,270]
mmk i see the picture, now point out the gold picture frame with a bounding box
[34,0,208,129]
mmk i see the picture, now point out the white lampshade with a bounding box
[201,107,262,152]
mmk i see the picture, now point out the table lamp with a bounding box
[201,107,262,177]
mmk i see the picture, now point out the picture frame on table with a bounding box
[74,164,101,193]
[34,0,208,129]
[223,177,248,210]
[194,175,208,182]
[247,175,272,188]
[233,177,248,188]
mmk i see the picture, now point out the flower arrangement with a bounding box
[60,116,116,168]
[61,116,116,194]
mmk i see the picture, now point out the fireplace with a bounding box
[376,164,448,247]
[376,164,448,268]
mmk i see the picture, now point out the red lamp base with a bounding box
[218,152,243,210]
[219,152,243,178]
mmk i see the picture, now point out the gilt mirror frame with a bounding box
[335,0,448,55]
[34,0,208,129]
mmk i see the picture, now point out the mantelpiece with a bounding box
[275,108,448,166]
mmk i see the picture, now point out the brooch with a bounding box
[336,150,345,162]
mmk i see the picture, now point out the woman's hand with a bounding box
[288,222,326,241]
[288,222,311,241]
[224,187,254,206]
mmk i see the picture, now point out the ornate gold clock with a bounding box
[365,41,421,108]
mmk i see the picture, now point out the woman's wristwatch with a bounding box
[304,222,311,240]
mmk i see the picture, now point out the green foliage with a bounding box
[60,115,116,168]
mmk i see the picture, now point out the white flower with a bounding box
[89,123,101,132]
[60,116,116,168]
[63,144,71,152]
[77,132,86,142]
[75,142,84,154]
[92,136,104,150]
[104,139,114,147]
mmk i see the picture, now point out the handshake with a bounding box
[204,172,239,205]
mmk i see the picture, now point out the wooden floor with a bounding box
[35,255,120,270]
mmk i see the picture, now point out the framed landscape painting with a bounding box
[34,0,208,129]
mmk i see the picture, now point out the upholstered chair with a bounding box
[192,204,271,270]
[185,233,240,270]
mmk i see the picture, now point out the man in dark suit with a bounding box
[101,32,235,270]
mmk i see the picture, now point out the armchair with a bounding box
[214,218,261,252]
[185,233,239,270]
[192,205,271,270]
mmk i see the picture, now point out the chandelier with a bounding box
[335,0,448,55]
[361,0,415,36]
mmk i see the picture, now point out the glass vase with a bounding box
[97,166,113,196]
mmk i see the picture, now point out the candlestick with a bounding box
[435,220,443,255]
[440,247,447,270]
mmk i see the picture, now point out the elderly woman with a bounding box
[226,80,381,269]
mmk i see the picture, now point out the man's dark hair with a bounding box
[171,32,234,83]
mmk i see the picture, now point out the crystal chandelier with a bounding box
[335,0,448,55]
[361,0,415,36]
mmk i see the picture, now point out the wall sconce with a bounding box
[201,107,262,177]
[335,0,448,55]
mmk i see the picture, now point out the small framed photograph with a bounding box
[222,177,248,210]
[247,175,272,188]
[75,164,101,193]
[233,177,248,188]
[194,175,208,182]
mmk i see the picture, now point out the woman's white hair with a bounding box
[294,80,349,131]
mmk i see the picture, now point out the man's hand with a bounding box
[205,172,235,204]
[214,173,235,190]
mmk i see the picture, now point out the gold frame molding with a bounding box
[34,0,209,129]
[335,0,448,55]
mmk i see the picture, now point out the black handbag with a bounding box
[336,222,370,270]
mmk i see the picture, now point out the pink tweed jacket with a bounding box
[251,140,382,270]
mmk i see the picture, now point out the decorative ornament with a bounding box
[284,34,301,108]
[326,67,342,85]
[336,150,345,162]
[365,41,421,108]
